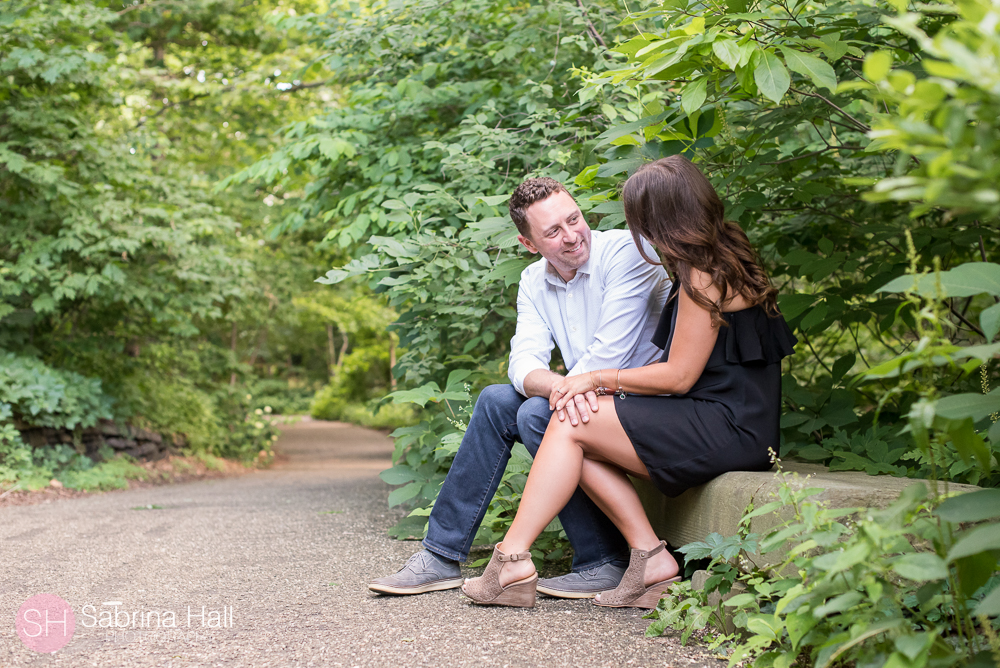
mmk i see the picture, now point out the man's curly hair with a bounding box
[508,177,568,238]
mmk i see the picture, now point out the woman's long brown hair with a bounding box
[622,155,779,326]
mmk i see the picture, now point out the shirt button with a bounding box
[568,293,574,298]
[571,326,578,332]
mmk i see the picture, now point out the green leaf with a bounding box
[713,38,741,69]
[777,293,815,320]
[746,616,779,641]
[483,256,533,288]
[981,303,1000,342]
[754,50,790,104]
[973,584,1000,616]
[595,110,672,148]
[831,353,856,384]
[724,593,757,607]
[863,51,893,81]
[387,481,422,507]
[937,489,1000,523]
[894,634,931,661]
[477,194,510,206]
[387,382,442,407]
[380,465,421,485]
[813,591,863,617]
[878,263,1000,298]
[681,77,708,116]
[892,553,949,581]
[781,47,837,92]
[948,523,1000,562]
[935,390,1000,422]
[944,417,992,471]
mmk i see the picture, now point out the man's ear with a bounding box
[518,234,538,254]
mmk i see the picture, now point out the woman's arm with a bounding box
[550,268,722,414]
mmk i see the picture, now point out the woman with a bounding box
[462,155,798,608]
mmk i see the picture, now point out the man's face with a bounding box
[518,190,592,282]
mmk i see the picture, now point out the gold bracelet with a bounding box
[616,368,625,399]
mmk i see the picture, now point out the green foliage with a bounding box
[0,351,114,484]
[318,401,420,431]
[580,0,999,481]
[647,254,1000,664]
[124,375,223,452]
[648,470,1000,667]
[244,378,316,416]
[228,0,625,544]
[1,0,346,475]
[215,389,281,460]
[53,451,149,492]
[0,352,113,430]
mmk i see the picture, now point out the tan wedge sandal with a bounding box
[461,544,537,608]
[593,540,680,609]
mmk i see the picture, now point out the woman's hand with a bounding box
[549,373,601,426]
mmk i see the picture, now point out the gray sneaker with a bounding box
[369,549,463,595]
[537,562,628,599]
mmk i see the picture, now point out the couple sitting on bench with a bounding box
[370,155,797,608]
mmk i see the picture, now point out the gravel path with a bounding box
[1,419,717,667]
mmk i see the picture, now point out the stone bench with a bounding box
[634,462,980,569]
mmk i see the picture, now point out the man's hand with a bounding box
[549,373,600,427]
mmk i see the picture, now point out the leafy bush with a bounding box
[338,402,420,431]
[124,376,223,453]
[214,389,280,461]
[244,378,316,416]
[578,0,1000,483]
[649,469,1000,667]
[0,352,114,430]
[310,341,414,428]
[0,352,117,485]
[53,454,149,492]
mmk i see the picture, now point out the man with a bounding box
[369,176,671,598]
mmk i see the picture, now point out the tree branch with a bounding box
[576,0,607,48]
[282,78,335,93]
[950,303,985,338]
[790,87,872,134]
[135,93,210,129]
[763,145,863,165]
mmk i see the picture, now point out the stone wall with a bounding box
[17,420,183,462]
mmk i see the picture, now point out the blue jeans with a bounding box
[423,384,630,571]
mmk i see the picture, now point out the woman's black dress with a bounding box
[615,283,798,497]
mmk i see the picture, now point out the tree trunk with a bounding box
[247,327,267,370]
[229,322,238,387]
[327,324,336,379]
[337,332,349,370]
[389,336,397,390]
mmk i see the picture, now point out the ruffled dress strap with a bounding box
[721,307,798,365]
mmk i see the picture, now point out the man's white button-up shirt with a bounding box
[507,229,672,396]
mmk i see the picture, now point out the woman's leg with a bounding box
[492,396,678,587]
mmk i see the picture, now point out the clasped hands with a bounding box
[548,370,612,427]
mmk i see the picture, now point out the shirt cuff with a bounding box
[509,361,547,397]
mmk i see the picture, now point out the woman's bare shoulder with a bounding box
[685,267,750,312]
